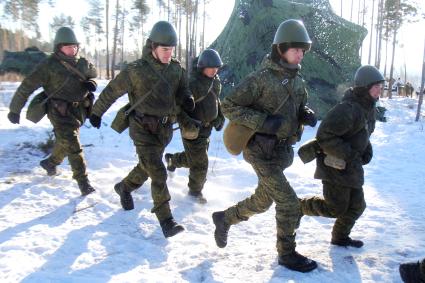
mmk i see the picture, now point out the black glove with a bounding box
[7,112,20,124]
[362,144,373,165]
[212,116,225,131]
[253,133,277,160]
[89,114,102,129]
[140,115,159,133]
[182,96,195,112]
[83,80,97,92]
[259,114,284,135]
[299,106,317,127]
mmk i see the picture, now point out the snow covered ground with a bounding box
[0,81,424,282]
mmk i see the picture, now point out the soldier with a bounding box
[7,27,97,196]
[89,21,194,238]
[212,19,318,273]
[300,65,384,248]
[400,258,425,282]
[164,49,224,204]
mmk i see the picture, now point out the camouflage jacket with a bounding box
[221,55,308,141]
[9,52,97,114]
[314,88,376,188]
[92,45,192,119]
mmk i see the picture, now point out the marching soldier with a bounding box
[89,21,194,238]
[165,49,224,204]
[212,19,318,272]
[400,258,425,283]
[8,27,97,196]
[300,65,385,248]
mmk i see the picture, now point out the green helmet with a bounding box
[54,27,79,47]
[273,19,312,51]
[354,65,385,87]
[148,21,177,46]
[197,49,223,69]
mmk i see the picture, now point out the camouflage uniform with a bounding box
[9,51,97,188]
[168,69,223,195]
[91,44,192,222]
[301,88,376,242]
[220,55,308,257]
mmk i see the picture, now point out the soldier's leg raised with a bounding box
[331,187,366,248]
[115,163,149,210]
[301,180,350,218]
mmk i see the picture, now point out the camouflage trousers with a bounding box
[300,180,366,241]
[122,118,174,222]
[223,137,301,256]
[169,127,212,194]
[46,104,88,182]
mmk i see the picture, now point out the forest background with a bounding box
[0,0,424,88]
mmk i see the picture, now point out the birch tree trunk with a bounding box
[415,37,425,121]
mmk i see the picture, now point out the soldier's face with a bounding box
[369,83,383,100]
[203,67,219,78]
[153,46,174,64]
[60,44,78,57]
[282,48,304,65]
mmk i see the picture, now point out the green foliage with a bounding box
[212,0,366,117]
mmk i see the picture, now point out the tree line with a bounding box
[339,0,422,98]
[0,0,423,90]
[0,0,214,79]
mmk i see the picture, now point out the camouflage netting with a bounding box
[0,47,47,76]
[211,0,367,117]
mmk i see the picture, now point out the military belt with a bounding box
[135,112,175,124]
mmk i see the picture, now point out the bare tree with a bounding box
[415,36,425,121]
[368,0,375,64]
[111,0,121,79]
[106,0,110,79]
[384,0,417,98]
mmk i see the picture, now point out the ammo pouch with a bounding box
[111,103,131,133]
[324,154,346,170]
[26,91,48,123]
[51,99,69,116]
[223,121,255,155]
[298,138,320,164]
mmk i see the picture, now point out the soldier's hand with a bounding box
[299,106,317,127]
[89,114,102,129]
[259,114,284,135]
[212,117,225,131]
[182,96,195,112]
[361,144,373,165]
[7,112,20,124]
[83,80,97,92]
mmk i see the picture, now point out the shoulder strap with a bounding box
[194,80,215,103]
[124,61,170,115]
[53,54,88,81]
[272,78,292,115]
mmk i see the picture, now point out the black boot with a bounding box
[78,180,95,196]
[188,190,207,204]
[212,211,230,248]
[331,237,364,248]
[114,182,134,210]
[399,261,425,283]
[278,251,318,273]
[40,159,58,176]
[160,217,185,238]
[164,153,176,172]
